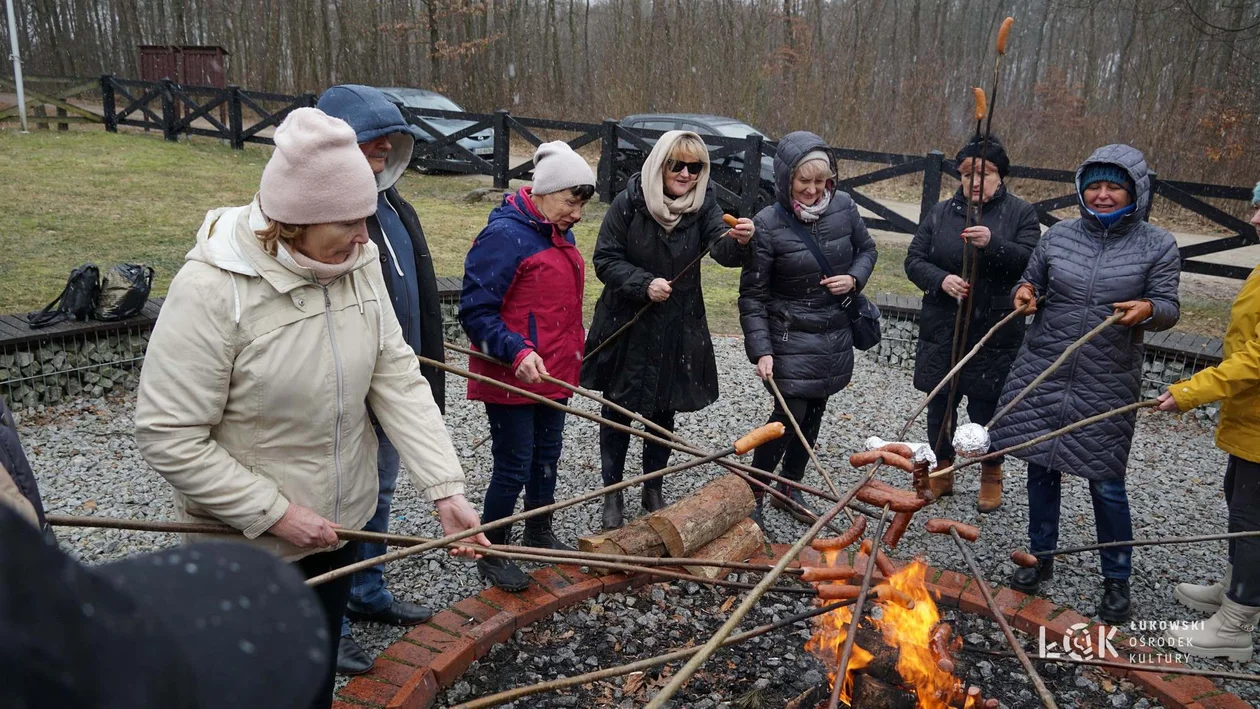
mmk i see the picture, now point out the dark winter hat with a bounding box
[0,504,331,708]
[1079,164,1134,197]
[955,134,1010,178]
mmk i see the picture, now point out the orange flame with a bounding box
[805,558,967,708]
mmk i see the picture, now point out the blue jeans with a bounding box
[1026,463,1133,579]
[340,425,399,637]
[482,402,567,524]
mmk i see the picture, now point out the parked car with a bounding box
[616,113,776,212]
[376,87,495,170]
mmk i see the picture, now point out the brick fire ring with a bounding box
[333,545,1251,709]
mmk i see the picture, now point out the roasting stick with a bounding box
[932,523,1057,709]
[451,599,858,709]
[645,464,881,708]
[305,423,785,586]
[827,505,893,709]
[765,374,860,526]
[428,352,875,531]
[1017,528,1260,559]
[960,645,1260,683]
[45,514,815,596]
[898,298,1041,437]
[929,399,1159,479]
[582,216,740,363]
[987,311,1126,428]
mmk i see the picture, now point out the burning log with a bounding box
[647,473,755,557]
[851,672,918,709]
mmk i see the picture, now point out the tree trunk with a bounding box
[578,517,668,561]
[681,516,764,580]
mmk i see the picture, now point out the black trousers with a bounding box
[1224,455,1260,606]
[750,396,828,488]
[295,542,358,709]
[599,405,676,490]
[926,389,1001,464]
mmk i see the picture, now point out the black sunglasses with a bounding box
[666,159,705,175]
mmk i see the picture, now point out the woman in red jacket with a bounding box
[459,141,594,591]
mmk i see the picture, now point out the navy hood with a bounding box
[773,131,837,211]
[317,84,418,191]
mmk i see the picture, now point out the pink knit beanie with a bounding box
[259,108,378,225]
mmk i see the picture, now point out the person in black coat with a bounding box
[581,131,753,530]
[739,131,877,525]
[904,134,1040,513]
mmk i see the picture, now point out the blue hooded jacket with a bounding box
[316,85,446,411]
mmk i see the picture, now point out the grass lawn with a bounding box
[0,130,1227,338]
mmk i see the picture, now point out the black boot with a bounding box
[476,525,530,592]
[749,496,766,530]
[769,484,814,525]
[601,492,624,531]
[521,502,575,551]
[1011,557,1054,595]
[1098,578,1132,625]
[641,485,667,513]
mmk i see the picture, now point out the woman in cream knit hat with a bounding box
[136,107,489,709]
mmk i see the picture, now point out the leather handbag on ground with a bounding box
[775,205,882,351]
[95,263,155,321]
[24,263,100,329]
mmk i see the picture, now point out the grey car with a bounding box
[376,87,496,170]
[616,113,776,209]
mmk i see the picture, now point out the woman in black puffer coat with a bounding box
[904,134,1041,512]
[739,131,877,525]
[582,131,754,531]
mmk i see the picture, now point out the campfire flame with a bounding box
[805,557,970,708]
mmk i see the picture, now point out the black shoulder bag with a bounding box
[775,205,881,351]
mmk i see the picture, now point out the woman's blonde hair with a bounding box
[794,157,835,181]
[667,134,709,166]
[254,220,307,256]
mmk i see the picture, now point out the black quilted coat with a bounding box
[988,144,1182,480]
[738,131,878,399]
[581,174,750,415]
[904,186,1041,400]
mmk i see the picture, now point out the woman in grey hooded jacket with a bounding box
[989,144,1181,626]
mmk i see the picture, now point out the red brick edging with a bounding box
[334,545,1251,709]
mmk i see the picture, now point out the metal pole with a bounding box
[5,0,28,133]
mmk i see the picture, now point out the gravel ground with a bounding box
[22,337,1255,705]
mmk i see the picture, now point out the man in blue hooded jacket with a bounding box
[317,84,447,675]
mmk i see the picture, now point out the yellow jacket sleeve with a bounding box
[1170,319,1260,411]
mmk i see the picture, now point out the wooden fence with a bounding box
[3,75,1255,279]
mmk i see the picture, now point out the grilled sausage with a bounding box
[925,518,980,541]
[810,516,866,552]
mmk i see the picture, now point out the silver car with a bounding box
[377,87,496,168]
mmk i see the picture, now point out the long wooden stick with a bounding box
[451,599,858,709]
[949,526,1058,709]
[898,299,1038,438]
[961,645,1260,683]
[645,465,879,707]
[49,516,806,581]
[929,399,1158,479]
[1028,528,1260,558]
[427,353,874,531]
[766,374,844,500]
[828,505,892,709]
[306,425,783,587]
[987,311,1125,428]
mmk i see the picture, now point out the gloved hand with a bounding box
[1112,300,1153,327]
[1013,283,1037,313]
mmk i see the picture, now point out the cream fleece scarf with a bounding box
[278,242,362,285]
[640,130,711,233]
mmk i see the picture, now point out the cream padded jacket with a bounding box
[136,200,464,561]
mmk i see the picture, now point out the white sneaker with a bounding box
[1174,564,1231,614]
[1167,597,1260,663]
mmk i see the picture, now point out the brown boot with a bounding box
[930,458,954,498]
[978,462,1003,513]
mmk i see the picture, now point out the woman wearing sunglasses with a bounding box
[738,131,878,526]
[582,130,754,530]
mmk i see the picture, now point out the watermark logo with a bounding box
[1037,619,1205,663]
[1038,622,1119,661]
